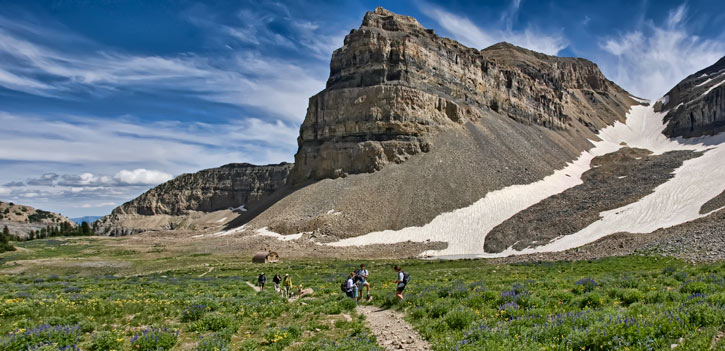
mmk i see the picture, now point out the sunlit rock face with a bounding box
[291,7,633,183]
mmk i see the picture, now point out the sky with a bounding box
[0,0,723,218]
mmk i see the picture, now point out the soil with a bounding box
[358,305,430,350]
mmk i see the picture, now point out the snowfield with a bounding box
[327,100,725,258]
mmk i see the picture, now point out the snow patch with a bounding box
[230,205,247,212]
[255,227,306,241]
[326,209,342,215]
[216,217,228,223]
[327,101,725,258]
[703,79,725,97]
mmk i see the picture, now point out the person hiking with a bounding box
[356,264,371,299]
[345,272,358,303]
[257,272,267,290]
[272,273,282,292]
[393,265,409,300]
[282,273,293,298]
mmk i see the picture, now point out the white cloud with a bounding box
[598,4,725,99]
[76,202,116,209]
[418,3,567,55]
[0,186,10,196]
[0,112,298,166]
[113,169,172,185]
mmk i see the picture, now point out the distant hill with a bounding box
[70,216,103,225]
[0,201,75,239]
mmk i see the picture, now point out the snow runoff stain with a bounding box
[358,305,430,351]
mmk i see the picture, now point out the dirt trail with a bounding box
[245,281,261,292]
[198,267,214,277]
[357,305,430,351]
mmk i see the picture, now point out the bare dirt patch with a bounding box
[358,305,430,351]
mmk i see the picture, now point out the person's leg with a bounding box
[364,282,370,298]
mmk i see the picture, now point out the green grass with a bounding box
[1,237,725,350]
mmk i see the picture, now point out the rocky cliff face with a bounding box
[659,56,725,138]
[291,7,633,183]
[113,163,293,216]
[96,163,292,236]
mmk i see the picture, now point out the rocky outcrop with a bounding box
[659,56,725,138]
[112,163,293,216]
[291,7,633,183]
[96,163,292,236]
[0,201,75,239]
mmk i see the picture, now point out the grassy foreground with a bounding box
[1,237,724,350]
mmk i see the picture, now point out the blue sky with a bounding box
[0,0,723,218]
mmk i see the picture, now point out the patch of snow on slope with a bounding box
[328,102,725,258]
[256,227,305,241]
[703,79,725,96]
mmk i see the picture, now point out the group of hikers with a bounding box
[256,264,411,303]
[256,272,294,297]
[341,264,410,304]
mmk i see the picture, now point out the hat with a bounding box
[285,273,289,276]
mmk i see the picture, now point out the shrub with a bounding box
[181,304,209,322]
[674,272,688,282]
[575,278,597,293]
[89,330,124,351]
[129,328,178,351]
[680,281,709,294]
[191,313,235,332]
[618,289,644,305]
[339,298,357,311]
[444,309,476,330]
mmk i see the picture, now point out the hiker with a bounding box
[282,273,292,298]
[257,272,267,290]
[273,273,282,292]
[393,265,410,300]
[356,263,371,299]
[345,272,358,303]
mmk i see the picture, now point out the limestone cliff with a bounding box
[112,163,292,216]
[291,7,633,183]
[658,56,725,138]
[97,163,292,235]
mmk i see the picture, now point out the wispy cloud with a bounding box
[598,4,725,99]
[0,15,325,121]
[418,1,568,55]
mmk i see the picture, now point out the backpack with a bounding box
[340,281,347,292]
[402,271,411,284]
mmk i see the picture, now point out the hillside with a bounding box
[0,201,75,239]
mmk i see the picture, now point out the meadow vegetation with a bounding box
[1,237,724,350]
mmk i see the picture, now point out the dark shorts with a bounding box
[396,283,406,292]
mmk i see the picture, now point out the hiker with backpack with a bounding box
[272,273,282,292]
[343,272,358,303]
[257,272,267,290]
[356,264,371,300]
[393,265,410,300]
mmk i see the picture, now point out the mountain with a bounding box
[98,8,725,260]
[96,163,293,235]
[0,201,75,239]
[657,56,725,138]
[70,216,103,225]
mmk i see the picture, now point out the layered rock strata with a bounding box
[291,7,634,183]
[659,56,725,138]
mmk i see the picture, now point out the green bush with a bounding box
[89,330,124,351]
[191,313,235,332]
[617,289,644,305]
[680,281,709,294]
[444,309,475,330]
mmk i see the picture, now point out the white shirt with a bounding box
[346,278,355,290]
[358,269,369,278]
[398,272,404,282]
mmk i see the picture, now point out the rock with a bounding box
[0,201,75,239]
[96,163,292,235]
[290,7,633,184]
[660,56,725,138]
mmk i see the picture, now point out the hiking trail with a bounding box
[245,281,261,292]
[357,305,430,350]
